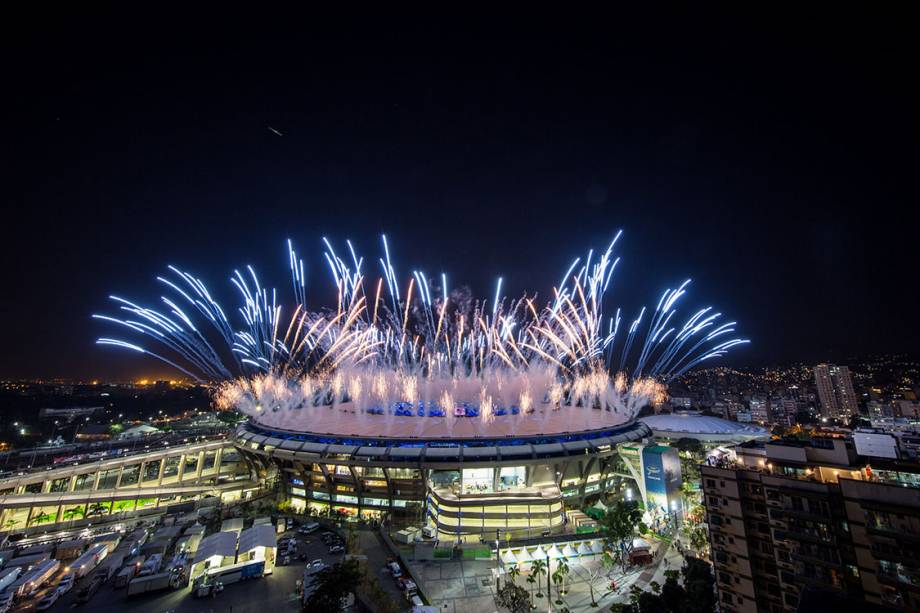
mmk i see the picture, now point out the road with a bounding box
[356,527,409,611]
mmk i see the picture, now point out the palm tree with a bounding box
[3,518,21,531]
[531,559,546,598]
[29,511,52,526]
[552,566,564,605]
[558,556,570,595]
[526,573,537,608]
[508,565,520,588]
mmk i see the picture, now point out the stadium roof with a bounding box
[639,413,770,444]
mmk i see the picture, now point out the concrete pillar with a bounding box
[114,465,126,489]
[176,453,187,482]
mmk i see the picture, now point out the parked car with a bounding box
[329,545,344,554]
[386,562,402,578]
[398,577,418,597]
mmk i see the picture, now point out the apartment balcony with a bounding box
[867,524,920,544]
[878,563,920,592]
[790,550,843,569]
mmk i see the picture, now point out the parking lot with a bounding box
[7,529,344,613]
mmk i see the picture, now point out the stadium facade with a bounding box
[0,412,651,540]
[236,408,651,539]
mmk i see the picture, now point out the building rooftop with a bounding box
[639,413,770,442]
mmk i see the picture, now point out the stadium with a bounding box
[235,400,651,539]
[82,235,748,540]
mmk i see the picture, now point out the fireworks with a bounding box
[95,233,747,436]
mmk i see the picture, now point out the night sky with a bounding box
[4,10,917,380]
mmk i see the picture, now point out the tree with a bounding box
[303,558,363,610]
[621,558,716,613]
[601,549,616,578]
[637,591,667,613]
[508,564,520,588]
[681,517,709,555]
[660,570,685,612]
[551,565,564,605]
[346,524,359,553]
[585,561,605,607]
[673,438,703,455]
[557,556,569,596]
[3,518,21,531]
[601,501,646,571]
[526,573,537,608]
[496,582,531,613]
[530,560,546,598]
[681,557,716,613]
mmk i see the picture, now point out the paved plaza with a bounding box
[407,541,685,612]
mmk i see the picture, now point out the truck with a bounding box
[54,539,87,561]
[96,552,126,581]
[11,559,60,598]
[91,532,122,554]
[125,528,149,549]
[68,544,108,579]
[201,559,265,587]
[3,553,50,569]
[15,543,54,558]
[126,572,172,596]
[113,564,138,588]
[0,567,22,593]
[75,573,106,604]
[137,553,163,576]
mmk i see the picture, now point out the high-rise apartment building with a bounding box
[749,396,769,424]
[814,364,859,418]
[702,436,920,612]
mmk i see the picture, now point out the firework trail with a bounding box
[95,233,748,433]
